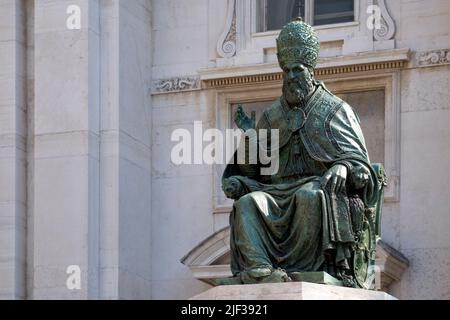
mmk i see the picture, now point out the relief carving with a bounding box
[153,77,200,94]
[417,49,450,66]
[217,0,236,58]
[374,0,396,41]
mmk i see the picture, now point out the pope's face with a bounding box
[281,63,314,106]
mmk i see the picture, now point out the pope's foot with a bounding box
[337,270,357,288]
[260,268,292,283]
[240,267,291,284]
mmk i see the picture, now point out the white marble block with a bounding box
[190,282,397,300]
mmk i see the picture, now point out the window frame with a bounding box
[259,0,359,33]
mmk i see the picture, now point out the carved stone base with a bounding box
[190,282,397,300]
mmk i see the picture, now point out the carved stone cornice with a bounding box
[152,76,200,94]
[376,241,410,290]
[201,48,410,89]
[373,0,396,41]
[203,61,406,88]
[217,0,236,58]
[416,49,450,66]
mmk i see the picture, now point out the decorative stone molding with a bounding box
[376,241,410,290]
[217,0,236,58]
[204,61,406,88]
[373,0,396,41]
[181,227,231,267]
[201,48,410,89]
[206,73,282,88]
[152,76,200,94]
[417,49,450,66]
[181,227,409,291]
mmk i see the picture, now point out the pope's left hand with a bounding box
[321,164,348,194]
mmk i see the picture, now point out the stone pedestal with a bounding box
[190,282,397,300]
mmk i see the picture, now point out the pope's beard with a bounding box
[283,78,315,107]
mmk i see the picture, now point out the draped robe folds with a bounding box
[222,84,380,279]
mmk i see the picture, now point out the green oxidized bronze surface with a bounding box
[277,17,320,69]
[221,19,386,289]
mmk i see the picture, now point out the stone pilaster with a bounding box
[32,0,101,299]
[0,0,28,300]
[99,0,152,299]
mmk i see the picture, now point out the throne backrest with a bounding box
[371,163,387,239]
